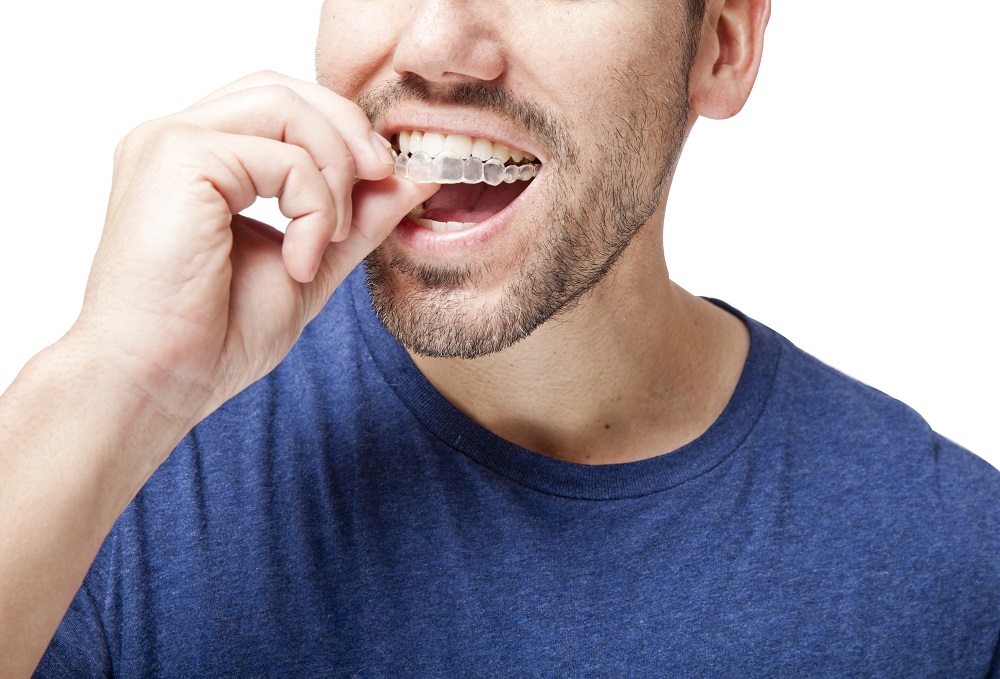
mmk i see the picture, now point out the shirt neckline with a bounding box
[349,268,781,500]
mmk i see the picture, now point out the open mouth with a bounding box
[390,130,542,233]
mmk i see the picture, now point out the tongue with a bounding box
[421,181,528,224]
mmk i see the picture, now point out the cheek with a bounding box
[316,3,400,98]
[517,17,677,129]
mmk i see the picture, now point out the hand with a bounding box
[1,71,441,677]
[69,71,435,427]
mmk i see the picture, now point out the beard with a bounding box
[356,66,692,359]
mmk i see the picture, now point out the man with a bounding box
[2,0,998,676]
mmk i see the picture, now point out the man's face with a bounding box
[317,0,700,358]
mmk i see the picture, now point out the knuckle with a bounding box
[258,83,303,108]
[141,122,190,154]
[319,154,355,190]
[251,69,281,81]
[117,120,199,166]
[331,143,358,176]
[230,70,282,90]
[287,143,313,166]
[339,151,358,180]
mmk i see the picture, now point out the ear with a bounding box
[688,0,770,119]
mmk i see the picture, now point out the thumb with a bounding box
[306,177,438,313]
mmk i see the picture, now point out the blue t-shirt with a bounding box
[37,267,1000,677]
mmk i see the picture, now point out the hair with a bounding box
[684,0,707,75]
[690,0,708,20]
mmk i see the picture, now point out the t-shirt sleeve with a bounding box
[931,434,1000,679]
[32,580,112,678]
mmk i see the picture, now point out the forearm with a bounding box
[0,337,199,678]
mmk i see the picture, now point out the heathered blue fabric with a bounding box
[37,266,1000,677]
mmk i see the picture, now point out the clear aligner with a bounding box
[392,150,539,185]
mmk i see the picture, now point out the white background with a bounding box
[1,2,996,469]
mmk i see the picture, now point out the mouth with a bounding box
[389,130,542,233]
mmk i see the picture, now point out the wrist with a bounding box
[0,332,205,677]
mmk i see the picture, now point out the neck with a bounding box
[408,220,749,465]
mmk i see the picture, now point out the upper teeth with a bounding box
[392,130,540,185]
[396,130,536,164]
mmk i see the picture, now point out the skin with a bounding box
[0,0,768,674]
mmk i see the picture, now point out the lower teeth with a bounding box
[393,150,539,185]
[415,218,477,232]
[404,204,476,232]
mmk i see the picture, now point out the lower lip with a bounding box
[389,175,538,259]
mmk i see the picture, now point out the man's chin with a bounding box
[362,252,543,360]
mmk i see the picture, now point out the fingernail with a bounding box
[370,131,395,166]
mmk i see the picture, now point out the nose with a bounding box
[392,0,505,84]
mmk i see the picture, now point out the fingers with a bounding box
[216,137,437,286]
[190,75,440,286]
[188,71,393,181]
[176,84,394,243]
[195,132,343,284]
[176,89,354,240]
[207,134,437,287]
[227,180,438,325]
[114,71,423,290]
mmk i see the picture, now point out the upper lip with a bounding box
[378,106,546,164]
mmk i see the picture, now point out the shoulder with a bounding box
[734,319,1000,648]
[754,315,983,459]
[750,317,1000,540]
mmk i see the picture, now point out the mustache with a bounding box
[355,76,578,163]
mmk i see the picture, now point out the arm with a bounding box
[0,72,435,677]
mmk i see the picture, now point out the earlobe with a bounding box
[688,0,770,120]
